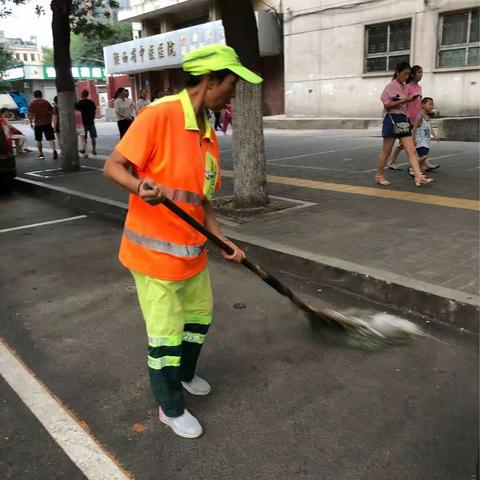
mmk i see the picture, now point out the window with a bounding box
[23,53,28,61]
[438,9,480,67]
[365,20,411,72]
[31,53,36,61]
[15,53,20,60]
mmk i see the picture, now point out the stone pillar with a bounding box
[209,0,221,21]
[160,14,173,33]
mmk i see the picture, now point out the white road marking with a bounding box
[0,215,87,234]
[362,153,460,173]
[267,143,377,163]
[0,339,130,480]
[217,217,240,227]
[272,162,359,172]
[43,148,109,161]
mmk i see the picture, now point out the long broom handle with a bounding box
[156,196,313,312]
[144,193,354,328]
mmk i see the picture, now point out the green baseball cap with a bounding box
[183,44,263,84]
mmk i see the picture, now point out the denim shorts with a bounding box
[382,114,412,138]
[416,146,429,157]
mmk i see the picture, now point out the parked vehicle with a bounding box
[0,91,29,120]
[0,115,16,192]
[9,91,29,119]
[0,93,19,120]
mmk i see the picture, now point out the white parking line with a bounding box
[0,339,131,480]
[0,215,87,234]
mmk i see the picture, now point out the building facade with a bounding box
[104,0,284,115]
[283,0,479,117]
[1,65,107,104]
[0,32,43,65]
[106,0,479,118]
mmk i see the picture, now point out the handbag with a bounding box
[388,113,410,135]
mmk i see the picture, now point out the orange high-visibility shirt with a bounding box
[115,89,221,281]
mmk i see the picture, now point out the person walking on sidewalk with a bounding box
[52,96,61,146]
[411,97,440,175]
[135,89,150,114]
[74,104,87,155]
[386,65,423,171]
[28,90,58,159]
[375,62,432,188]
[213,111,222,130]
[221,102,232,134]
[114,88,134,138]
[76,89,98,157]
[104,44,262,439]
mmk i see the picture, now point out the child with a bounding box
[74,104,87,157]
[410,97,440,176]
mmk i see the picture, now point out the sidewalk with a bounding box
[10,147,479,332]
[263,115,480,141]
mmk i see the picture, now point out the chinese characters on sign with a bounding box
[104,20,227,75]
[112,41,177,67]
[42,65,106,80]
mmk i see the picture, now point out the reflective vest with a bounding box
[115,89,220,281]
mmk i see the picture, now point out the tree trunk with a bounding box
[218,0,268,209]
[232,81,267,208]
[51,0,79,172]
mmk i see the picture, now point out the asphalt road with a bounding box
[0,191,478,479]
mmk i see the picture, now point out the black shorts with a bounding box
[34,124,55,142]
[84,125,97,138]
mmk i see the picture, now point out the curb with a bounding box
[14,176,479,333]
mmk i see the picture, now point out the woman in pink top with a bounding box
[375,62,432,187]
[221,102,232,134]
[386,65,423,170]
[74,103,87,157]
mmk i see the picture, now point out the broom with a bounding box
[145,193,424,346]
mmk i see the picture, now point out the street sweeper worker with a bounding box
[104,44,263,439]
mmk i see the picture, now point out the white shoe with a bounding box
[159,408,203,439]
[181,375,211,396]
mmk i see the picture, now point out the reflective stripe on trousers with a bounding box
[124,227,205,257]
[130,268,213,417]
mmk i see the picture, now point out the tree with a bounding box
[0,43,16,75]
[218,0,268,209]
[70,21,132,65]
[42,46,54,64]
[1,0,121,173]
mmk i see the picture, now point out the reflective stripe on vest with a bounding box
[124,227,205,257]
[151,183,204,206]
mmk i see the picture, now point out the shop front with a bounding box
[103,12,284,115]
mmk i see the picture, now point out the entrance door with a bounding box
[43,86,57,104]
[98,92,108,116]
